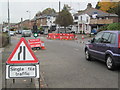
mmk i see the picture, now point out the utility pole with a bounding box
[21,18,23,30]
[8,0,11,43]
[8,0,10,31]
[58,1,61,33]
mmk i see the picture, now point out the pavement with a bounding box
[0,48,4,90]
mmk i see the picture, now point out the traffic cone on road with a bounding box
[81,35,84,43]
[41,41,46,50]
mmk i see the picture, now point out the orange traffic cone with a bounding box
[41,41,46,50]
[82,35,84,40]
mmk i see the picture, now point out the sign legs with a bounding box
[38,78,41,90]
[13,79,15,84]
[31,78,32,82]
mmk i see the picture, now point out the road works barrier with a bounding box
[47,33,77,40]
[28,38,46,50]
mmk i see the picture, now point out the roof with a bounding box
[74,8,118,17]
[35,13,58,20]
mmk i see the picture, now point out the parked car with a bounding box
[10,31,16,36]
[18,30,22,34]
[85,31,120,70]
[22,30,32,37]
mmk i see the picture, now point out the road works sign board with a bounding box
[6,37,39,64]
[6,64,39,79]
[28,38,41,48]
[6,38,39,79]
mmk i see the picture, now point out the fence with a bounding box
[47,33,77,40]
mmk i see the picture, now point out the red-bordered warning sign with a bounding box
[6,37,39,64]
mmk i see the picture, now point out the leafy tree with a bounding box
[99,24,109,31]
[38,26,43,31]
[95,1,118,12]
[99,23,120,31]
[95,2,100,9]
[55,5,73,33]
[42,8,56,15]
[107,23,120,30]
[23,27,29,30]
[107,2,120,20]
[64,4,72,11]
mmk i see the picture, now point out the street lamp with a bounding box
[26,10,31,29]
[26,10,31,20]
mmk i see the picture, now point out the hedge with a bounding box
[0,32,9,47]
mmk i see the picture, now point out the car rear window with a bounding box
[101,33,111,43]
[107,33,116,44]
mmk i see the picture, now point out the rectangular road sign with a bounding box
[6,64,39,79]
[28,38,41,48]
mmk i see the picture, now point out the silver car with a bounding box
[22,30,32,37]
[10,31,16,36]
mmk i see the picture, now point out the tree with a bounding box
[64,4,72,11]
[99,24,109,31]
[23,27,29,30]
[107,2,120,20]
[42,8,56,15]
[99,23,120,31]
[107,23,120,30]
[95,1,118,12]
[55,5,73,33]
[95,2,101,9]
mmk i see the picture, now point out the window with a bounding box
[94,12,98,14]
[101,33,111,43]
[108,33,116,44]
[74,16,78,20]
[74,22,78,24]
[81,16,82,21]
[86,17,89,23]
[94,32,104,43]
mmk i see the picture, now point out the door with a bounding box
[89,32,104,58]
[95,32,111,61]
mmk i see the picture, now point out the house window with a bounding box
[74,22,78,24]
[94,12,98,14]
[86,17,89,23]
[81,16,82,21]
[74,16,78,20]
[47,17,50,19]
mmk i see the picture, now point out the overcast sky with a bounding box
[1,0,100,24]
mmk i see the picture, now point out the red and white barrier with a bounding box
[47,33,77,40]
[28,38,46,50]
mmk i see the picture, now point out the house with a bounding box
[34,11,57,31]
[73,3,118,34]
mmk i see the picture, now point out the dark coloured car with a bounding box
[85,31,120,70]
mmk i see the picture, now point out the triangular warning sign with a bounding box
[6,38,39,64]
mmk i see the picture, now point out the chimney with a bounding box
[87,3,92,9]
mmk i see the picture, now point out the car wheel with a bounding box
[85,50,91,61]
[106,56,115,70]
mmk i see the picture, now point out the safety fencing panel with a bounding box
[47,33,77,40]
